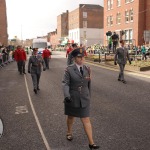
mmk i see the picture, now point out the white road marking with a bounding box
[0,119,3,138]
[24,75,51,150]
[15,105,28,114]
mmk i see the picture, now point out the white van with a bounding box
[32,38,47,54]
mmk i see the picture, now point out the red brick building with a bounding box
[104,0,150,46]
[0,0,8,46]
[68,4,104,46]
[49,30,59,49]
[57,10,69,44]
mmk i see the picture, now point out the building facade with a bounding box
[0,0,8,46]
[104,0,150,46]
[57,10,69,45]
[68,4,104,46]
[49,30,59,49]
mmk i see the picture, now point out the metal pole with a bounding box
[99,50,101,63]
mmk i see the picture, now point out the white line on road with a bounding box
[24,75,51,150]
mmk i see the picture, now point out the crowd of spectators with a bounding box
[0,45,15,68]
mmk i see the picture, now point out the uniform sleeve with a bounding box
[114,48,118,62]
[62,68,70,99]
[28,57,32,72]
[41,57,46,69]
[87,66,91,96]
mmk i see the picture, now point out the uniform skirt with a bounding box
[64,105,90,118]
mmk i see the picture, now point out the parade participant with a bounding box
[108,36,112,53]
[28,48,46,94]
[14,45,26,74]
[111,32,119,53]
[141,44,147,60]
[67,43,78,66]
[42,47,51,69]
[66,45,72,58]
[114,40,131,84]
[62,48,100,149]
[80,44,87,56]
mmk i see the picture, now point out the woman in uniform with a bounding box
[28,48,46,94]
[62,48,99,149]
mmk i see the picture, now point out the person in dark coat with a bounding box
[114,40,131,84]
[28,48,46,94]
[62,48,99,149]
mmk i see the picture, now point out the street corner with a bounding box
[0,118,4,138]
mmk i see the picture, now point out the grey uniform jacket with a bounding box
[62,64,91,108]
[28,55,46,74]
[114,47,131,64]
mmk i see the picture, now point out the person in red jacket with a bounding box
[66,45,72,58]
[42,47,51,69]
[14,45,27,74]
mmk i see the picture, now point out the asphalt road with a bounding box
[0,51,150,150]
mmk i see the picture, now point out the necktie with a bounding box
[80,67,83,76]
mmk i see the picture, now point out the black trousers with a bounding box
[31,73,41,90]
[118,64,125,81]
[113,42,118,53]
[44,58,49,69]
[18,61,25,73]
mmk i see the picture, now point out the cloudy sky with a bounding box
[5,0,103,40]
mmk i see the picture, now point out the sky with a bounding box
[5,0,103,40]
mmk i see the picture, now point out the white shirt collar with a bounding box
[75,63,83,71]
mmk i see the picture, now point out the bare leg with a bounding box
[67,116,74,134]
[81,117,94,145]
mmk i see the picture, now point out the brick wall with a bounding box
[57,10,68,41]
[0,0,8,46]
[104,0,147,46]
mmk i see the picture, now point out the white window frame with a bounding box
[125,29,133,44]
[110,0,113,9]
[116,12,121,24]
[83,12,87,18]
[130,9,134,22]
[117,0,121,7]
[110,15,113,26]
[107,0,111,10]
[125,10,129,23]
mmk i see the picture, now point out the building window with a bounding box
[110,16,113,26]
[107,16,113,26]
[117,0,121,6]
[130,9,134,22]
[125,29,133,44]
[83,21,87,28]
[107,0,111,10]
[83,12,87,18]
[125,10,129,22]
[116,12,121,24]
[125,0,134,3]
[107,0,113,10]
[107,16,110,26]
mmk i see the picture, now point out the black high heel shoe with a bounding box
[89,144,100,149]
